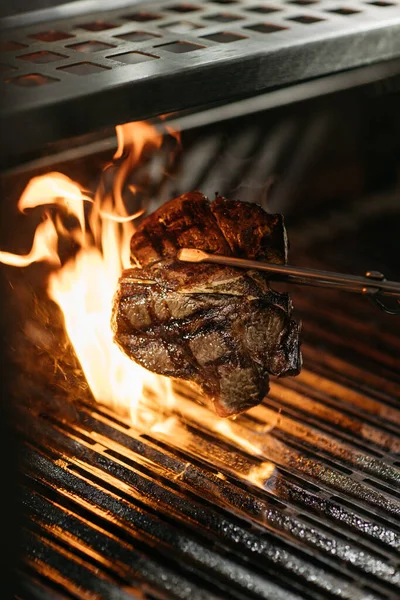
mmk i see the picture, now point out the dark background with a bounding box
[0,0,32,593]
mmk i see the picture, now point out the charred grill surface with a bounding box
[112,193,301,416]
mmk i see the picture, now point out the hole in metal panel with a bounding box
[18,51,67,63]
[29,31,74,42]
[79,21,119,31]
[211,0,238,3]
[161,21,203,32]
[288,14,325,23]
[367,0,395,4]
[246,5,282,13]
[0,63,16,73]
[5,73,59,86]
[202,31,247,42]
[107,51,159,64]
[124,12,162,22]
[115,31,162,42]
[67,40,115,53]
[327,7,361,14]
[0,41,28,52]
[57,62,110,75]
[245,22,288,33]
[155,40,205,53]
[288,0,320,5]
[168,4,202,11]
[204,12,243,21]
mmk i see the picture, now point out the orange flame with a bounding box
[0,122,171,423]
[0,214,60,268]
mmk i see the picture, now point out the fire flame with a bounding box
[1,122,173,423]
[0,120,277,488]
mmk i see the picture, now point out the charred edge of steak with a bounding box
[211,196,288,264]
[130,192,288,268]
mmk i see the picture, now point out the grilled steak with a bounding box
[112,192,301,417]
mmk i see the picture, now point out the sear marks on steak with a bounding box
[112,192,301,417]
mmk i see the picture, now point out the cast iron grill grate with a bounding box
[1,0,400,158]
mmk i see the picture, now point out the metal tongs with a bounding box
[177,249,400,315]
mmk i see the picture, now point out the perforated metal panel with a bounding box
[1,0,400,159]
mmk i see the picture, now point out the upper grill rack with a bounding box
[1,0,400,161]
